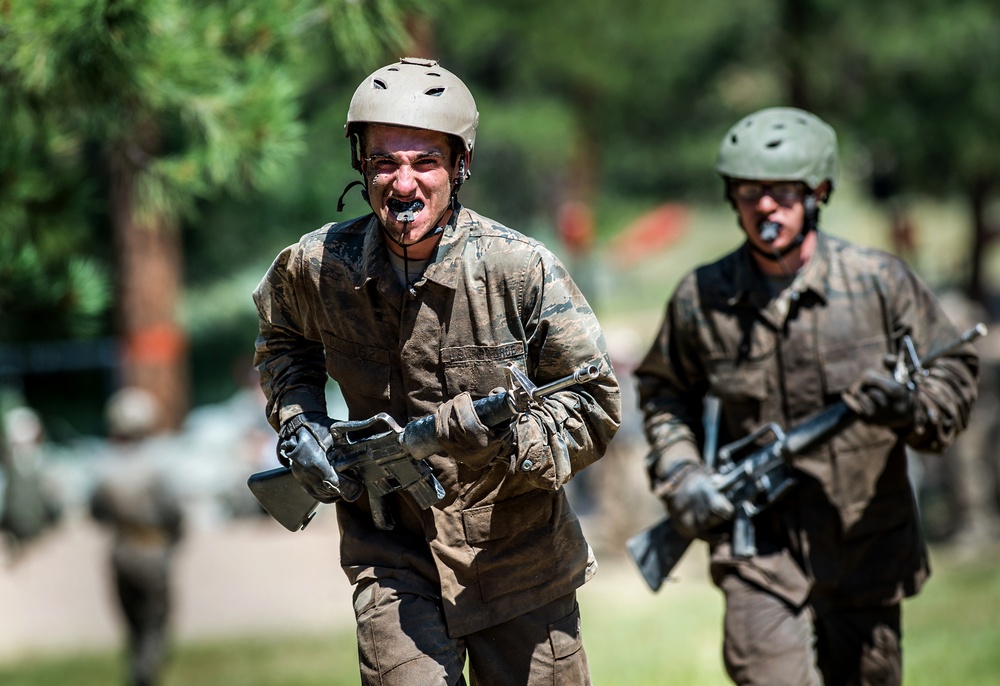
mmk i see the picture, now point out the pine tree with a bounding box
[1,0,428,429]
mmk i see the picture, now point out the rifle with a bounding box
[626,323,986,592]
[248,362,601,532]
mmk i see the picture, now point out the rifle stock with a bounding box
[627,401,856,591]
[246,467,319,532]
[625,517,693,592]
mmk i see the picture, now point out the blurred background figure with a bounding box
[89,387,183,686]
[1,403,62,560]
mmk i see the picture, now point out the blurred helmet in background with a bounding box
[105,387,161,440]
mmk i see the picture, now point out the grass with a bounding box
[585,544,1000,685]
[902,545,1000,686]
[1,544,997,685]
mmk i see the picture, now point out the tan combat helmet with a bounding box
[715,107,839,193]
[345,57,479,179]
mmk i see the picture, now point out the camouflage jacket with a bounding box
[90,445,184,580]
[635,231,978,610]
[253,206,621,636]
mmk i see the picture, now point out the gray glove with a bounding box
[842,363,915,429]
[434,391,511,470]
[277,413,362,504]
[666,464,734,539]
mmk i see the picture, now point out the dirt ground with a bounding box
[0,509,355,662]
[0,471,686,665]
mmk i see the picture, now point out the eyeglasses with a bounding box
[730,181,806,204]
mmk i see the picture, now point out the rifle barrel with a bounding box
[782,402,855,456]
[530,364,600,400]
[919,323,987,368]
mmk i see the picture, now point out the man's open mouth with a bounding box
[388,199,425,222]
[758,220,781,242]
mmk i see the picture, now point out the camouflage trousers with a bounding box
[352,569,590,686]
[720,573,902,686]
[113,548,172,686]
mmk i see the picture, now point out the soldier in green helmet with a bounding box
[253,58,620,685]
[634,107,978,685]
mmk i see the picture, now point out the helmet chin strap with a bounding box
[380,187,461,293]
[379,159,466,254]
[336,148,469,291]
[336,180,367,212]
[383,216,442,295]
[450,157,467,211]
[746,194,820,270]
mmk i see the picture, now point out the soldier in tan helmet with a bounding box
[634,108,979,685]
[253,58,620,685]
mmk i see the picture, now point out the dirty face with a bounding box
[362,125,463,257]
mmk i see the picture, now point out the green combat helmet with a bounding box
[715,107,839,192]
[345,57,479,180]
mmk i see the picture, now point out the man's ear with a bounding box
[814,180,832,204]
[456,150,472,182]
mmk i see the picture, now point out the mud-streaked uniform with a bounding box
[254,206,620,682]
[636,231,978,685]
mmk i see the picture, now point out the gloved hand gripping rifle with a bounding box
[626,324,986,592]
[247,362,601,532]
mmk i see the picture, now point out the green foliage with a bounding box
[806,0,1000,197]
[0,0,434,404]
[5,0,306,224]
[0,235,110,344]
[1,0,433,252]
[436,0,788,209]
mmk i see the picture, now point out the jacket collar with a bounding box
[355,213,390,289]
[422,205,468,290]
[353,206,467,292]
[726,231,832,309]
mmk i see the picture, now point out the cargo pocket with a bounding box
[442,342,525,397]
[819,338,900,458]
[323,332,392,400]
[549,603,589,684]
[707,358,768,399]
[549,604,583,659]
[707,361,768,429]
[352,577,380,620]
[841,486,914,541]
[820,335,886,397]
[462,490,557,602]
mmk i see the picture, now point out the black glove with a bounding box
[666,464,734,539]
[434,391,511,470]
[277,413,362,504]
[842,364,915,429]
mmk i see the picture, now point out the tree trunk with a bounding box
[405,13,436,57]
[556,106,600,305]
[966,175,993,309]
[782,0,811,109]
[108,135,189,432]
